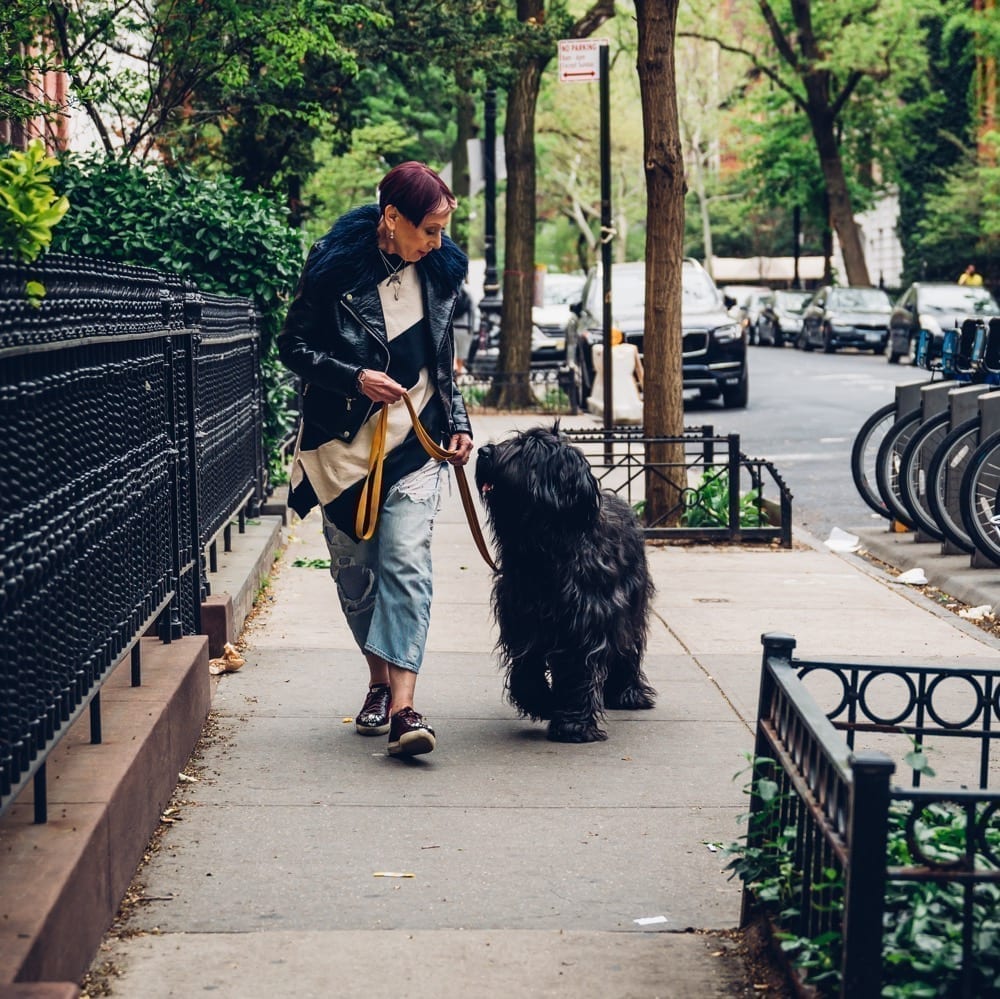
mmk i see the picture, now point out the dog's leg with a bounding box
[506,652,554,721]
[546,654,607,743]
[603,648,657,710]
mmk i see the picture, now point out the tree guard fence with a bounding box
[746,633,1000,998]
[0,252,264,823]
[561,425,793,546]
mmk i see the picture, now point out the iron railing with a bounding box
[745,633,1000,998]
[562,426,793,546]
[0,252,263,822]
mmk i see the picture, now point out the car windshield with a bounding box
[828,288,892,312]
[774,291,812,313]
[541,274,585,306]
[605,263,724,315]
[919,285,999,314]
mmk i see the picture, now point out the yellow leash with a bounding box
[355,396,498,572]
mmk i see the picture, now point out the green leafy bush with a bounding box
[0,139,70,304]
[680,467,769,528]
[50,154,305,471]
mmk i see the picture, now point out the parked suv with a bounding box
[569,259,748,408]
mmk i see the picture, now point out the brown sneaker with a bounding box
[387,707,436,757]
[356,683,392,736]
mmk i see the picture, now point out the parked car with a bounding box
[569,259,748,408]
[731,287,772,345]
[467,320,567,377]
[797,286,892,353]
[756,289,813,347]
[887,282,1000,364]
[532,271,586,338]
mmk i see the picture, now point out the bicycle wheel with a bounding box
[875,408,921,529]
[898,411,950,541]
[960,428,1000,565]
[926,415,979,553]
[850,402,896,519]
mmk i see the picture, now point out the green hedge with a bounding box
[48,153,305,479]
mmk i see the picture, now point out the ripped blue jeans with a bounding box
[322,461,444,673]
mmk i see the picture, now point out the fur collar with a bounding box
[306,203,467,296]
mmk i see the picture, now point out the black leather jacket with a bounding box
[278,204,472,517]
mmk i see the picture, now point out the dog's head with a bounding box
[475,424,600,541]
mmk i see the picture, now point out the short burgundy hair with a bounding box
[378,161,456,227]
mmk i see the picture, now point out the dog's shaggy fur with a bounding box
[475,425,657,742]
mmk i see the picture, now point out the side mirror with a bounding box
[569,301,582,316]
[724,295,736,309]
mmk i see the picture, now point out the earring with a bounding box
[389,230,395,240]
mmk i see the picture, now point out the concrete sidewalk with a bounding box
[73,413,1000,999]
[4,412,1000,996]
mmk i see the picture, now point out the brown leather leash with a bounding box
[356,395,498,572]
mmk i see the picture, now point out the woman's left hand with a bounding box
[447,433,474,466]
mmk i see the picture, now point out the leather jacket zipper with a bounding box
[340,295,390,425]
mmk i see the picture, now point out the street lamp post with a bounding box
[477,87,502,345]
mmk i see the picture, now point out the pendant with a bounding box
[388,272,402,300]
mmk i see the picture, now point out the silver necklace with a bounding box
[378,248,406,300]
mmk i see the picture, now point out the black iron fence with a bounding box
[0,252,264,822]
[745,633,1000,998]
[562,426,793,546]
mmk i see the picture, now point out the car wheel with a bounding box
[722,368,749,409]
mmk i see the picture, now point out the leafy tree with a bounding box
[43,1,384,174]
[894,4,977,283]
[0,0,68,129]
[685,0,939,287]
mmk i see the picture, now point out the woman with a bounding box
[278,162,473,758]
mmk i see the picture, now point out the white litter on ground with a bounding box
[824,527,860,552]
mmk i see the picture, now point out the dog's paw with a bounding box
[605,685,657,711]
[547,720,608,743]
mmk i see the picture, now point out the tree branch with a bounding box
[678,30,808,114]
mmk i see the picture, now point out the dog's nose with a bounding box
[478,444,494,461]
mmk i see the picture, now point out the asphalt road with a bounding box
[682,342,930,541]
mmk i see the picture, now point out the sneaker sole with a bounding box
[387,730,436,757]
[356,721,390,736]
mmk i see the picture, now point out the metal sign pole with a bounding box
[599,42,613,445]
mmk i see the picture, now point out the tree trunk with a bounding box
[635,0,687,527]
[489,0,616,409]
[452,67,476,257]
[806,101,870,286]
[493,55,544,408]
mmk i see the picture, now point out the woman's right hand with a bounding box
[357,369,408,404]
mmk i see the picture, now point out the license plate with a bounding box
[865,332,882,343]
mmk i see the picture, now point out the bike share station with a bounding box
[854,317,1000,578]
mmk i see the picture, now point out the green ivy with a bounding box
[0,139,70,304]
[723,749,1000,996]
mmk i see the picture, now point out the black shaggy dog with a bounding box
[475,425,657,743]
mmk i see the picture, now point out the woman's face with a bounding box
[387,201,453,263]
